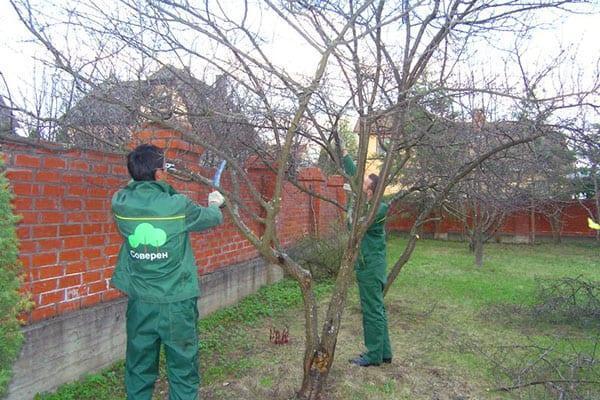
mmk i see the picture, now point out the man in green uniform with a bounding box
[111,144,224,399]
[341,148,393,367]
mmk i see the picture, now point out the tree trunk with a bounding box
[297,251,358,399]
[384,233,418,296]
[266,252,324,400]
[550,213,562,245]
[296,310,324,400]
[593,166,599,244]
[474,232,484,268]
[552,229,561,245]
[296,352,330,400]
[530,200,536,245]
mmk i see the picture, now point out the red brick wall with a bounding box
[3,144,126,321]
[1,132,345,324]
[388,200,598,239]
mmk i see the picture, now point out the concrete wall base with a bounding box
[433,232,448,240]
[7,258,281,400]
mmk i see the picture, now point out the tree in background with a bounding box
[521,133,578,244]
[404,107,546,267]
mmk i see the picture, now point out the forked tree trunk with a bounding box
[295,252,357,399]
[296,300,353,399]
[296,301,339,400]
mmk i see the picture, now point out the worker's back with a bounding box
[111,179,222,303]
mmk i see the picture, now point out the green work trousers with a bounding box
[356,269,392,364]
[125,297,199,400]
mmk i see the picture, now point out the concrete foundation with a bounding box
[6,257,282,400]
[433,232,448,240]
[508,234,531,244]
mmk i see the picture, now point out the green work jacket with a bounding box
[343,155,388,279]
[111,180,223,303]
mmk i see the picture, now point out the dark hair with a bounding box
[126,144,164,181]
[367,173,379,193]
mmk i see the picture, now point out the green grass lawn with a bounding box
[35,237,599,399]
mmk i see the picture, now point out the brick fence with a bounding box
[3,129,596,325]
[1,128,345,325]
[388,200,598,241]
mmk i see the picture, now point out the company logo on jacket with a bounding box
[128,223,169,260]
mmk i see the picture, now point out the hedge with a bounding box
[0,156,30,398]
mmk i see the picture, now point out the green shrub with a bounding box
[0,157,30,398]
[293,228,348,282]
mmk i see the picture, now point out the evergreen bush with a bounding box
[0,157,30,398]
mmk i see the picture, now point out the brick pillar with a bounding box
[299,167,325,237]
[327,175,346,229]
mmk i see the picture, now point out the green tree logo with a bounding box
[128,223,167,248]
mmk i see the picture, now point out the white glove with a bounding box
[208,191,225,207]
[342,183,351,192]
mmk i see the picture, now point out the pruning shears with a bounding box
[212,160,227,187]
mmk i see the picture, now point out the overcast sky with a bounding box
[1,1,599,124]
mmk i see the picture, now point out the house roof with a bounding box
[62,65,260,160]
[65,66,211,126]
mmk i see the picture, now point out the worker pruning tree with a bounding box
[8,1,600,399]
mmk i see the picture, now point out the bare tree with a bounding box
[522,132,578,245]
[445,111,578,263]
[8,0,600,399]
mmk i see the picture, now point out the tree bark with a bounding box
[530,200,536,245]
[384,233,418,296]
[550,213,562,245]
[474,232,484,268]
[297,251,357,399]
[296,353,329,400]
[593,166,599,243]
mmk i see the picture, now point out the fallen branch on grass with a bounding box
[492,379,600,392]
